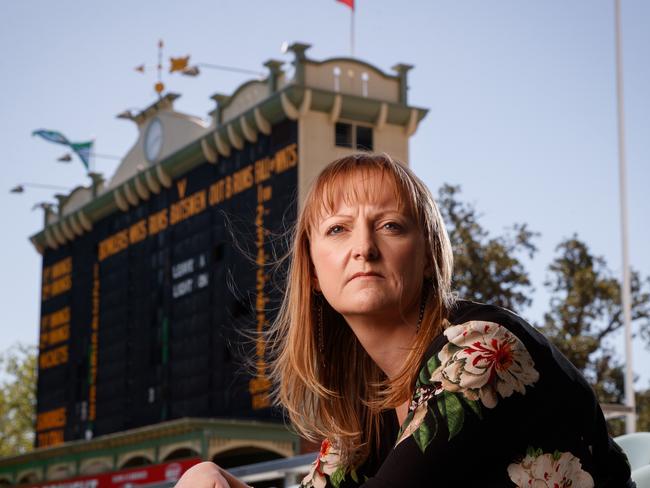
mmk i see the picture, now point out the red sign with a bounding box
[27,458,201,488]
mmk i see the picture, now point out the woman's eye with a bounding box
[327,225,344,235]
[381,222,402,231]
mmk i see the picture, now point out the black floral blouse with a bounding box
[300,300,633,488]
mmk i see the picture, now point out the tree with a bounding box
[540,236,650,408]
[0,343,37,456]
[437,185,650,432]
[437,184,539,311]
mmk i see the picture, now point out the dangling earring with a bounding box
[314,292,325,365]
[416,279,430,334]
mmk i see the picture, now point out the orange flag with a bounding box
[170,56,190,73]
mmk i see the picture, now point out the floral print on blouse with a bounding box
[507,447,595,488]
[300,300,632,488]
[396,320,539,452]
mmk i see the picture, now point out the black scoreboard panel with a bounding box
[36,120,298,446]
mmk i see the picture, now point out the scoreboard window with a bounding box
[36,120,298,445]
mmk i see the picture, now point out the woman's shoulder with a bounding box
[447,299,540,337]
[394,299,631,486]
[437,299,589,386]
[415,299,543,415]
[420,298,592,407]
[436,300,560,369]
[422,299,547,372]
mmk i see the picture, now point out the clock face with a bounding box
[144,118,163,163]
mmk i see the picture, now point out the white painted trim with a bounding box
[299,89,312,116]
[156,164,172,188]
[329,94,342,123]
[145,169,161,194]
[44,228,58,250]
[239,116,257,144]
[214,132,231,158]
[375,102,388,131]
[227,123,244,150]
[52,224,66,245]
[78,211,93,232]
[201,138,218,164]
[113,187,129,212]
[405,108,418,136]
[60,219,75,241]
[69,214,84,236]
[135,175,151,200]
[254,108,271,135]
[280,92,299,120]
[123,183,139,206]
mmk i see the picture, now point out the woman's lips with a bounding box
[349,272,383,282]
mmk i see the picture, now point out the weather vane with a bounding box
[133,40,264,99]
[134,40,198,98]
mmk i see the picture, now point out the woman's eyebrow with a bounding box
[318,209,406,225]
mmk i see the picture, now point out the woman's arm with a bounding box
[174,461,252,488]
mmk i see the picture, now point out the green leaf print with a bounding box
[350,469,359,483]
[426,354,440,376]
[526,446,543,458]
[412,407,438,453]
[330,466,346,488]
[413,416,432,453]
[418,366,430,387]
[442,393,464,440]
[418,353,441,386]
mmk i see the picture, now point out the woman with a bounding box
[176,153,633,487]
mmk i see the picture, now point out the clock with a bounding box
[144,117,163,163]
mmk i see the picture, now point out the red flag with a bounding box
[337,0,354,10]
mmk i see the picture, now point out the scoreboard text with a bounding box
[36,121,298,446]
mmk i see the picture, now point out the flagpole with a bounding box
[350,8,355,57]
[614,0,635,434]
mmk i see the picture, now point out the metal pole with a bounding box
[614,0,636,433]
[351,9,355,57]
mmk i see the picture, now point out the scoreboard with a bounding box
[36,120,298,447]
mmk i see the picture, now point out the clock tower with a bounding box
[109,93,209,189]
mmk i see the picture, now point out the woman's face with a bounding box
[309,171,429,325]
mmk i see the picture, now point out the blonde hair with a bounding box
[267,153,455,467]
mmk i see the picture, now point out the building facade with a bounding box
[0,43,427,487]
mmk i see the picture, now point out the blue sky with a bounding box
[1,0,648,386]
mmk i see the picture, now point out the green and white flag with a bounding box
[70,141,93,170]
[32,129,94,170]
[32,129,70,146]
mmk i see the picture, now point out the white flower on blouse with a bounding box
[507,450,595,487]
[431,321,539,408]
[301,439,341,488]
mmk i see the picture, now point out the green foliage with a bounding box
[0,343,37,457]
[438,185,650,432]
[437,184,539,311]
[540,237,650,405]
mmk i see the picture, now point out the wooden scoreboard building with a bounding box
[0,43,427,487]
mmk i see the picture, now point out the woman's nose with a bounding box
[351,226,379,260]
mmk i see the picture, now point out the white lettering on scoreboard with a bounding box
[171,253,209,299]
